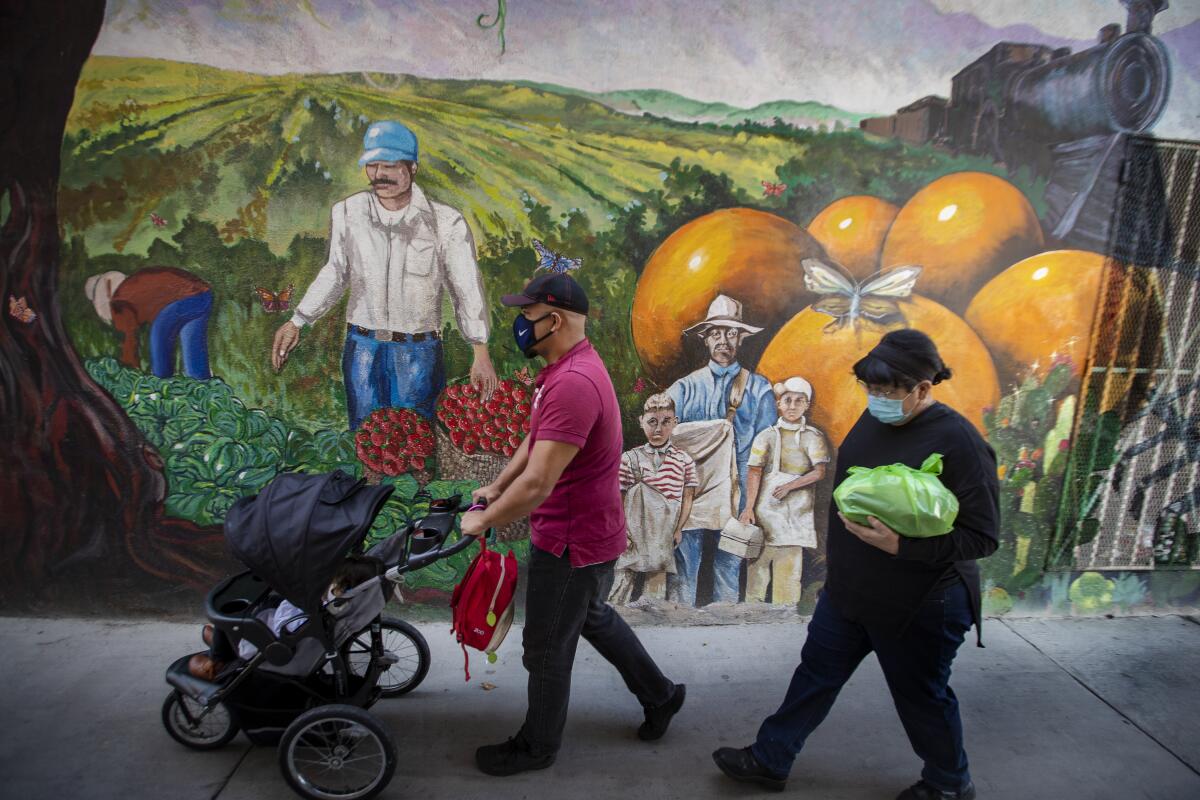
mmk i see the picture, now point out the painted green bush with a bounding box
[87,357,494,593]
[981,359,1077,593]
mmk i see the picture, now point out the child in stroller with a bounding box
[162,469,478,800]
[188,555,380,680]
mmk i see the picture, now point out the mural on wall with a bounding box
[3,0,1199,613]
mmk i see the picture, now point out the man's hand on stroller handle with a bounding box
[460,499,488,538]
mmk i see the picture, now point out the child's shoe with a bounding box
[187,653,227,681]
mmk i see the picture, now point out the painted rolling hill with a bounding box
[62,56,825,257]
[514,82,868,129]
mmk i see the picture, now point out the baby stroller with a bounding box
[161,470,476,800]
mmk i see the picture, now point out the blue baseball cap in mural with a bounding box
[359,120,419,165]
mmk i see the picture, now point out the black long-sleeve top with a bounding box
[825,402,1000,645]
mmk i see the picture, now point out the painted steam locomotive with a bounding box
[860,0,1173,250]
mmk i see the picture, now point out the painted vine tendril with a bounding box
[477,0,507,55]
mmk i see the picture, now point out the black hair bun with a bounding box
[931,367,953,385]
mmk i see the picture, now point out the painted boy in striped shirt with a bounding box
[610,394,699,605]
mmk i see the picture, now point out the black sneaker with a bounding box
[712,746,788,792]
[475,735,556,777]
[896,779,977,799]
[638,683,686,741]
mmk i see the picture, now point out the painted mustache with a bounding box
[371,178,399,187]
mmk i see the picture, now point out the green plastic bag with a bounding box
[833,453,959,538]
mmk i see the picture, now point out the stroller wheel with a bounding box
[344,617,431,697]
[161,691,239,750]
[279,704,396,800]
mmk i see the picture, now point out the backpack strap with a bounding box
[725,367,750,423]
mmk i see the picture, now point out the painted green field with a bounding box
[62,56,824,256]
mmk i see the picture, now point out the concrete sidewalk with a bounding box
[1,614,1197,800]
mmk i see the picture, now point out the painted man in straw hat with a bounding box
[666,295,777,605]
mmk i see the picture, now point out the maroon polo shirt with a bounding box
[527,339,626,567]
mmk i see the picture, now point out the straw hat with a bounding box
[684,294,764,337]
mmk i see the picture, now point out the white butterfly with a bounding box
[802,259,922,330]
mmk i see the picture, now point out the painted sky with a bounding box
[96,0,1200,136]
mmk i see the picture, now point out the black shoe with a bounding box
[712,746,787,792]
[896,779,977,800]
[638,683,686,741]
[475,735,556,777]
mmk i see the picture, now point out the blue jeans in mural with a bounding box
[752,582,974,792]
[149,290,212,379]
[673,529,742,606]
[342,330,446,431]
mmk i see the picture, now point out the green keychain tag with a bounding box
[486,611,497,627]
[487,652,497,663]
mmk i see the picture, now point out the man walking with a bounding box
[459,271,685,776]
[271,120,497,429]
[666,295,777,604]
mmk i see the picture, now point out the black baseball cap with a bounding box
[501,273,589,314]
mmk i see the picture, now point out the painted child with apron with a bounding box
[610,394,699,605]
[740,377,830,605]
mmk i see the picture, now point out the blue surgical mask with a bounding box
[867,389,915,424]
[513,312,554,359]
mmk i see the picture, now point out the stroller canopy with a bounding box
[224,470,393,614]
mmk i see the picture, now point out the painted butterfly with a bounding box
[513,366,534,386]
[801,259,922,331]
[532,239,582,275]
[761,181,787,197]
[149,212,167,228]
[254,284,294,313]
[8,295,36,325]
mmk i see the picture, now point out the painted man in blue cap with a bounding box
[272,120,497,429]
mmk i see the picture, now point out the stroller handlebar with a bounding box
[379,494,492,583]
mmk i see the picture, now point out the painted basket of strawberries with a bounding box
[435,375,534,542]
[355,407,436,486]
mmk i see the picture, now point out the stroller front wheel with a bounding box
[345,617,431,697]
[280,704,396,800]
[161,691,240,750]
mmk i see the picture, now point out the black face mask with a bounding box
[513,312,555,358]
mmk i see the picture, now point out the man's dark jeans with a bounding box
[752,582,974,792]
[519,545,675,756]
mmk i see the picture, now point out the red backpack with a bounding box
[450,535,518,681]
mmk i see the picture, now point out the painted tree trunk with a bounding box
[0,0,227,604]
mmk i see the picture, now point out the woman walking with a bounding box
[713,329,999,799]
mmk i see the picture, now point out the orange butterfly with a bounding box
[8,295,37,324]
[762,181,787,197]
[254,284,294,313]
[513,366,534,386]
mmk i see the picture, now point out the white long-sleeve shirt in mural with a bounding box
[290,184,490,344]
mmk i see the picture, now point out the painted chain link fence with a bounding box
[1052,135,1200,570]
